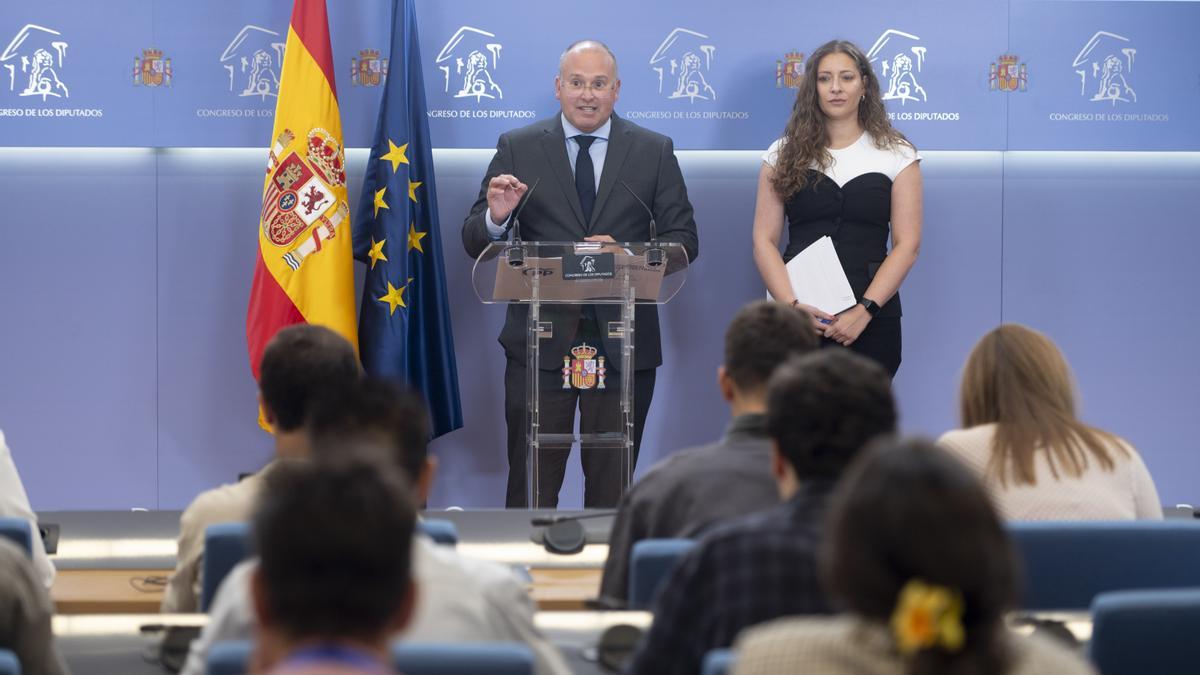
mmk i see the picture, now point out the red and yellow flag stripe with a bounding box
[246,0,356,395]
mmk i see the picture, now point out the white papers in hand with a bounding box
[772,236,856,315]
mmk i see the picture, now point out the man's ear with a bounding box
[416,457,438,507]
[258,393,277,426]
[770,441,787,481]
[249,565,287,673]
[770,440,800,499]
[388,578,419,635]
[717,366,736,403]
[250,565,273,629]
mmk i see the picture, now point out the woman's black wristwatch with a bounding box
[859,298,881,317]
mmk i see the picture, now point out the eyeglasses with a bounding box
[563,78,614,93]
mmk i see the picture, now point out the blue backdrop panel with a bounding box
[416,0,1008,151]
[150,0,393,148]
[154,147,375,508]
[325,0,390,148]
[634,153,776,479]
[1,147,1199,509]
[893,152,1006,434]
[847,3,1009,151]
[1,1,1196,150]
[1,0,1199,511]
[150,2,290,148]
[0,149,159,509]
[1008,1,1200,150]
[0,0,153,146]
[1001,152,1200,503]
[422,150,529,506]
[154,149,275,506]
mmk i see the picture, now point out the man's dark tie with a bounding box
[574,135,597,223]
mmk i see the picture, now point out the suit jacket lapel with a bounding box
[590,116,631,233]
[539,122,587,230]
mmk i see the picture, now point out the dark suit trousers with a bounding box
[504,359,655,508]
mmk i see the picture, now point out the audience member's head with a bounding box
[251,454,417,664]
[258,324,361,433]
[766,349,897,495]
[304,377,434,502]
[823,438,1017,675]
[719,300,819,410]
[960,323,1122,485]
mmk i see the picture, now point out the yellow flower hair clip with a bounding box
[890,579,965,655]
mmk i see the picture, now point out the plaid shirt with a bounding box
[624,481,836,675]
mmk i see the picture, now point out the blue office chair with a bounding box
[1089,588,1200,675]
[0,518,32,558]
[628,538,696,609]
[0,649,20,675]
[701,648,735,675]
[1008,521,1200,610]
[208,641,535,675]
[207,640,251,675]
[199,519,455,612]
[419,518,459,546]
[394,643,535,675]
[201,522,252,612]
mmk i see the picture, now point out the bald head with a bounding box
[559,40,618,79]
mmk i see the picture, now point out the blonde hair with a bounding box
[959,324,1126,486]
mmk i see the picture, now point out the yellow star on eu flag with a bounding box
[407,223,427,253]
[373,187,390,218]
[381,139,409,173]
[408,180,422,202]
[377,281,407,315]
[367,238,388,269]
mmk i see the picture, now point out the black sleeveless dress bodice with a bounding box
[782,170,901,318]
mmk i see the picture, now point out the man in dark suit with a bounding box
[463,40,699,508]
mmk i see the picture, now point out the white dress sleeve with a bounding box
[889,141,921,181]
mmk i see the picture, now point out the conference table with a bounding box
[44,509,611,614]
[54,611,653,675]
[53,611,1093,675]
[51,566,604,613]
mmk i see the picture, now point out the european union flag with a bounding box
[354,0,462,437]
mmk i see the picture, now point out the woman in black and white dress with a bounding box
[752,39,922,377]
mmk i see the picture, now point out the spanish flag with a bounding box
[246,0,355,423]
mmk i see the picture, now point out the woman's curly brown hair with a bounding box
[771,39,915,199]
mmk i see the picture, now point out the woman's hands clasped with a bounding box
[791,301,836,336]
[823,304,872,346]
